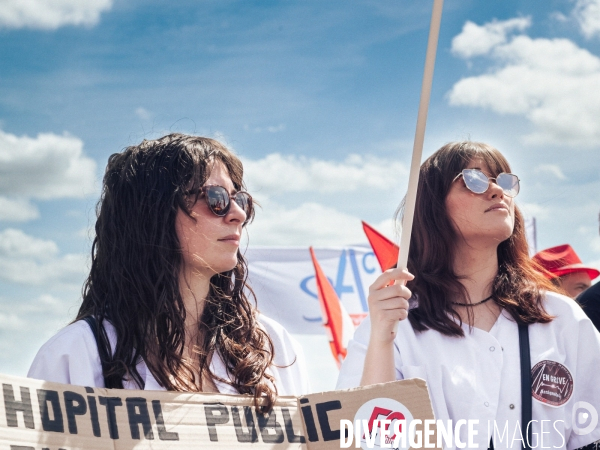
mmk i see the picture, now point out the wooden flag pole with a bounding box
[397,0,444,271]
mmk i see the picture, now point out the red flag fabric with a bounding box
[309,247,354,368]
[362,221,399,271]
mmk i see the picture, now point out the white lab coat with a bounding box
[336,292,600,449]
[28,314,310,397]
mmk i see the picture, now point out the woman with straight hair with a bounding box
[29,133,309,412]
[337,142,600,448]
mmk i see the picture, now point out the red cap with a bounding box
[532,244,600,280]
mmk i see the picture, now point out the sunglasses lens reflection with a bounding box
[234,192,252,216]
[206,186,229,215]
[463,169,489,194]
[497,173,520,197]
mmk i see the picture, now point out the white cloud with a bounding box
[574,0,600,39]
[448,18,600,147]
[551,12,569,23]
[0,228,57,258]
[0,0,112,30]
[534,164,567,180]
[517,202,551,220]
[243,153,408,194]
[0,292,79,375]
[135,107,152,121]
[243,124,286,133]
[0,312,26,331]
[0,129,97,199]
[0,197,39,222]
[246,197,397,247]
[592,236,600,252]
[451,17,531,59]
[249,201,366,246]
[373,218,397,242]
[0,228,87,286]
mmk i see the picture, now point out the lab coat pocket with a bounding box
[400,365,427,381]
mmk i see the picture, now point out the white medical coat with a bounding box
[28,314,310,397]
[336,292,600,449]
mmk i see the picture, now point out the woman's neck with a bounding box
[178,269,219,392]
[452,241,499,304]
[179,269,211,336]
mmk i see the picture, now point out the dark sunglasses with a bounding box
[453,169,520,198]
[186,185,254,220]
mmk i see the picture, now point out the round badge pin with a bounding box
[531,360,574,407]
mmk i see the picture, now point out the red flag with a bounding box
[362,221,399,271]
[309,247,354,368]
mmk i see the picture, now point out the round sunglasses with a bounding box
[453,169,520,197]
[186,185,254,219]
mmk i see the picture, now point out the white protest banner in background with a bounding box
[247,217,536,336]
[245,246,380,335]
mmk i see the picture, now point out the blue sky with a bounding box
[1,0,600,391]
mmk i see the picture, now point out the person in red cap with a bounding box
[533,244,600,299]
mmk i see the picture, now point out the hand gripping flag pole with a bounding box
[397,0,444,271]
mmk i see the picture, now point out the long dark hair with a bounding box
[401,141,556,336]
[77,133,277,411]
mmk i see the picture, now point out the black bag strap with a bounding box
[518,323,532,450]
[83,316,111,387]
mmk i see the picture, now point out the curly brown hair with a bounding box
[399,141,558,336]
[76,133,277,412]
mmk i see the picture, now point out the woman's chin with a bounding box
[465,226,514,247]
[215,258,239,275]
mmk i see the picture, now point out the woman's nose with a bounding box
[488,179,505,198]
[226,198,247,223]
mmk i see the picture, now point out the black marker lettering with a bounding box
[300,400,319,442]
[316,400,342,441]
[231,406,258,443]
[64,391,87,434]
[204,403,230,442]
[257,408,284,444]
[151,400,179,441]
[3,384,34,429]
[99,396,122,439]
[282,407,305,443]
[37,389,64,433]
[87,395,101,437]
[126,397,154,440]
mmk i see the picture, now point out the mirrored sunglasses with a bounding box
[187,185,254,219]
[453,169,520,198]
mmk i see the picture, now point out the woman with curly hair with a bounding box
[28,133,309,412]
[337,142,600,448]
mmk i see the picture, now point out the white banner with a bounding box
[247,217,537,335]
[245,246,381,335]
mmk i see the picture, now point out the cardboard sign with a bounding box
[0,373,305,449]
[0,373,435,450]
[297,379,437,450]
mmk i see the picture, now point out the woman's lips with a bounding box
[485,203,509,212]
[218,234,240,244]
